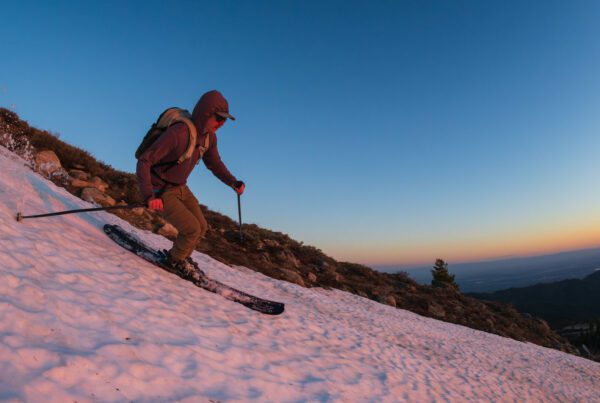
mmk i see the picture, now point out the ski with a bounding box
[103,224,285,315]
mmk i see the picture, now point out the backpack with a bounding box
[135,107,210,164]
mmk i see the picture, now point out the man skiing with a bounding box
[136,90,244,272]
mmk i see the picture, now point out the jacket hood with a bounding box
[192,90,233,132]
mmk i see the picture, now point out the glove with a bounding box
[147,197,164,212]
[233,180,245,195]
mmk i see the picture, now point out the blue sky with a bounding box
[2,0,600,267]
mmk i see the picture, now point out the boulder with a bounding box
[314,259,331,272]
[81,187,116,206]
[357,291,369,298]
[71,178,92,188]
[276,249,301,269]
[281,269,305,287]
[535,318,551,332]
[89,176,109,192]
[385,295,397,307]
[35,150,62,176]
[69,169,90,180]
[70,177,108,192]
[375,292,397,307]
[322,263,338,274]
[427,302,446,318]
[405,284,417,293]
[263,239,281,248]
[131,207,146,216]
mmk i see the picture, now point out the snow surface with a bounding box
[0,145,598,402]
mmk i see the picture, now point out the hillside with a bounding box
[470,270,600,329]
[0,108,579,355]
[1,132,599,401]
[470,271,600,360]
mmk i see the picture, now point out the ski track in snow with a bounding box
[0,146,598,402]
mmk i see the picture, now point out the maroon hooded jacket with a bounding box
[136,91,238,201]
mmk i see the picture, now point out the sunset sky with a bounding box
[2,0,600,268]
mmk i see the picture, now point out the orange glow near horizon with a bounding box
[326,217,600,267]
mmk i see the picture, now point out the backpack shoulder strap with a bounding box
[156,108,197,164]
[198,132,211,159]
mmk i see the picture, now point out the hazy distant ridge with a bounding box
[378,248,600,292]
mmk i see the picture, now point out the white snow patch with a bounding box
[0,145,598,401]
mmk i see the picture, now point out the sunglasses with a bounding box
[215,114,227,123]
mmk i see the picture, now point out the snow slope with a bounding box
[0,146,598,402]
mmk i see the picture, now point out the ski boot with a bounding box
[158,250,201,281]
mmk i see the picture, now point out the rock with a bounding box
[402,284,417,293]
[72,163,85,170]
[323,263,338,274]
[307,272,317,283]
[281,269,305,287]
[50,168,69,182]
[131,207,145,216]
[89,176,109,192]
[69,169,90,180]
[375,293,397,307]
[427,302,446,318]
[81,187,116,206]
[277,249,301,269]
[263,239,280,248]
[35,150,62,176]
[157,222,178,238]
[71,178,92,188]
[535,318,551,332]
[315,260,331,272]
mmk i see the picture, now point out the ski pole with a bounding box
[237,193,243,241]
[16,204,144,222]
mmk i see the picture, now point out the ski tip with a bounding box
[266,303,285,316]
[103,224,119,233]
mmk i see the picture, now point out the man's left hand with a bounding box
[233,180,245,195]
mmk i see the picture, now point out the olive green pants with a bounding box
[160,185,208,261]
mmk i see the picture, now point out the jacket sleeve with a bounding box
[202,133,237,187]
[136,125,184,201]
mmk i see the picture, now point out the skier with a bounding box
[136,90,245,272]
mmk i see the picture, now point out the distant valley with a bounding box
[375,247,600,293]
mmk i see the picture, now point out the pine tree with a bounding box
[431,258,459,290]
